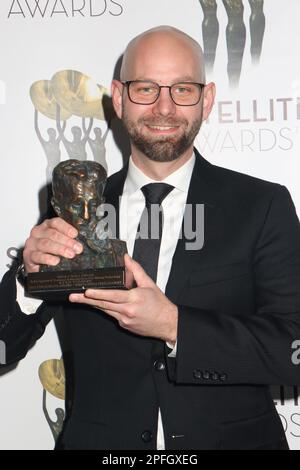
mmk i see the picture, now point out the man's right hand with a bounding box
[23,218,83,273]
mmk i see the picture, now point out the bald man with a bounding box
[1,26,300,450]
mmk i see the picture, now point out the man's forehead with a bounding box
[131,33,198,62]
[75,180,101,190]
[127,53,203,83]
[129,26,199,49]
[121,28,205,82]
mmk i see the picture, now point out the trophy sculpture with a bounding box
[26,159,127,300]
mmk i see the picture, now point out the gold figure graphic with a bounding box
[83,118,110,171]
[51,70,109,118]
[30,80,71,121]
[34,109,66,182]
[30,80,71,181]
[31,70,112,171]
[248,0,265,65]
[199,0,265,88]
[222,0,246,88]
[56,108,93,161]
[38,358,65,442]
[199,0,219,75]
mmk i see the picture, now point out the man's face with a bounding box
[112,33,213,162]
[61,182,101,231]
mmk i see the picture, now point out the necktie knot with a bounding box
[133,183,174,282]
[141,183,174,207]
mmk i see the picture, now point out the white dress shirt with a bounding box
[119,153,195,449]
[17,151,195,450]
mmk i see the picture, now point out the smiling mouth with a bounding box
[146,125,180,133]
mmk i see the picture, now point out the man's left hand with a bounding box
[69,254,178,344]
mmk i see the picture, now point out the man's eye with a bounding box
[137,86,155,94]
[174,86,191,94]
[70,204,81,212]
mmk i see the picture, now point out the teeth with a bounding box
[149,126,175,130]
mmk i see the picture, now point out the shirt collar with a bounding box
[125,152,195,195]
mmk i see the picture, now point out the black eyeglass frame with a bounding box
[122,80,205,106]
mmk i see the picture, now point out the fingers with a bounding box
[69,288,136,313]
[40,227,80,251]
[34,238,80,259]
[28,250,60,269]
[45,218,78,238]
[84,289,131,303]
[69,290,132,315]
[125,261,135,289]
[69,293,137,332]
[23,217,82,273]
[69,293,127,317]
[124,254,156,288]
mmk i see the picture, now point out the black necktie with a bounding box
[132,183,174,283]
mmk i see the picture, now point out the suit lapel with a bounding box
[165,149,220,304]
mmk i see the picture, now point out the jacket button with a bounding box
[154,360,165,371]
[141,430,153,443]
[193,369,202,379]
[220,373,228,382]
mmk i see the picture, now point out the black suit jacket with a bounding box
[1,149,300,450]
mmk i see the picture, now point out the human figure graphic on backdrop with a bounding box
[56,106,93,160]
[222,0,246,88]
[199,0,265,87]
[34,109,66,182]
[248,0,265,65]
[199,0,219,75]
[82,118,110,171]
[42,389,65,442]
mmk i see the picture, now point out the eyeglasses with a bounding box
[122,80,205,106]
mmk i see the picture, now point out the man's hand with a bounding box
[69,254,178,344]
[23,218,83,273]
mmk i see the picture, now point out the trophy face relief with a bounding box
[58,181,103,234]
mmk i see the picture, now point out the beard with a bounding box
[122,106,203,162]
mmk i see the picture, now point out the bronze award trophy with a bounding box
[26,159,127,300]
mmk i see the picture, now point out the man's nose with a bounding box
[83,201,89,220]
[152,87,176,116]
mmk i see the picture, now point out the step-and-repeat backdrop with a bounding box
[0,0,299,449]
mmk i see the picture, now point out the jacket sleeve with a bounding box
[166,185,300,386]
[0,263,54,366]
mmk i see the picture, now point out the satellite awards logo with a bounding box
[30,70,114,183]
[197,1,300,155]
[7,0,124,19]
[199,0,265,89]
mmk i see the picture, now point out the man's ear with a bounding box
[202,82,216,122]
[111,80,124,119]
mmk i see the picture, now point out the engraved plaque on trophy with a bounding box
[26,159,127,301]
